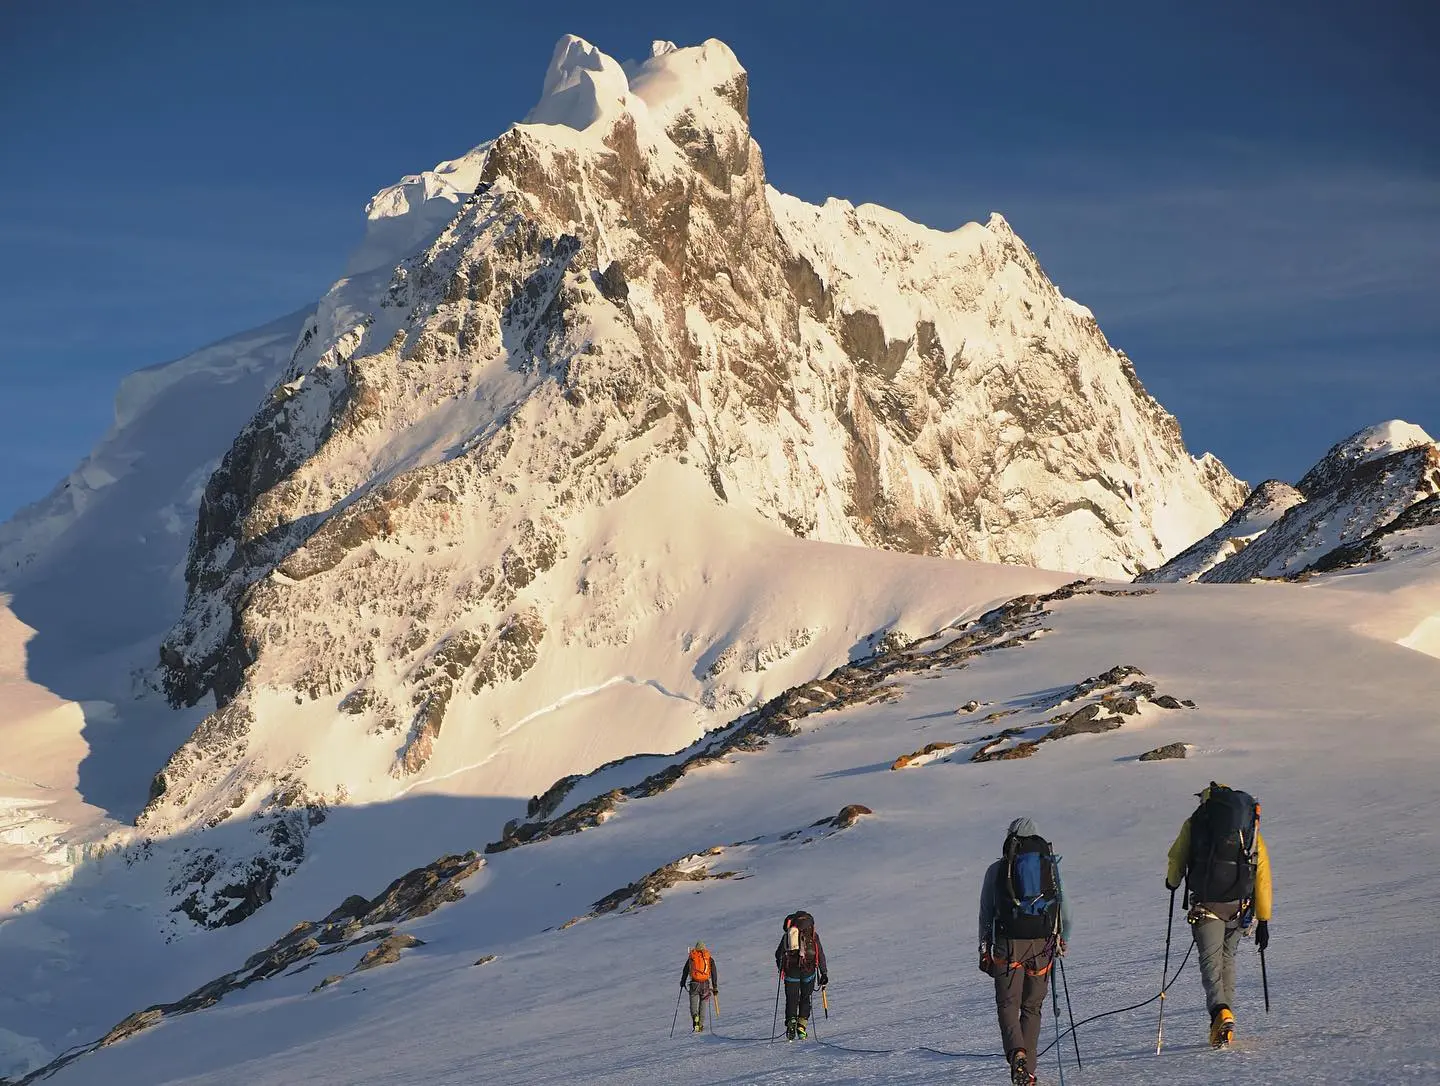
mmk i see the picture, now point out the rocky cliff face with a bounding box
[1143,421,1440,583]
[140,37,1242,888]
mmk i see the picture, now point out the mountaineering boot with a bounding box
[785,1017,797,1041]
[692,1013,703,1033]
[795,1017,808,1039]
[1010,1049,1035,1086]
[1209,1005,1235,1048]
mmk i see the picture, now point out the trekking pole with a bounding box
[770,973,782,1043]
[1156,886,1176,1055]
[1051,967,1066,1086]
[810,984,820,1041]
[670,984,685,1038]
[1260,947,1270,1013]
[1059,956,1082,1069]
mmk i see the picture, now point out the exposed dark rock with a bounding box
[830,804,873,828]
[169,805,322,929]
[474,954,497,967]
[323,894,372,924]
[588,849,727,916]
[311,974,345,992]
[1139,743,1188,761]
[1152,695,1184,710]
[472,609,546,692]
[1048,706,1124,739]
[596,260,629,304]
[99,1008,166,1048]
[356,933,425,971]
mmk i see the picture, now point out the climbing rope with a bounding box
[700,943,1195,1065]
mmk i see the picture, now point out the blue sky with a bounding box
[1,0,1435,522]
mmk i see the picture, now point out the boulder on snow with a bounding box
[311,974,345,992]
[1047,703,1124,739]
[474,954,497,967]
[356,932,426,971]
[1139,743,1188,762]
[831,804,873,828]
[891,741,956,769]
[1152,695,1184,710]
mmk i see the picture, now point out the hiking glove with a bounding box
[979,945,994,974]
[1255,920,1269,950]
[818,973,828,988]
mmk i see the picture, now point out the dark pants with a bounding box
[784,976,815,1023]
[992,937,1053,1062]
[688,979,712,1019]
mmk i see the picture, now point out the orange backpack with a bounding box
[688,947,711,981]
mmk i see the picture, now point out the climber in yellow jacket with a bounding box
[1165,782,1272,1048]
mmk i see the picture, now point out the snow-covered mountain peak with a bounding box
[525,35,634,131]
[2,35,1248,949]
[1143,420,1440,583]
[524,34,747,143]
[1297,419,1435,497]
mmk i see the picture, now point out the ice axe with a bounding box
[822,986,829,1019]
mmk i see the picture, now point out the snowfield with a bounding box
[8,561,1440,1085]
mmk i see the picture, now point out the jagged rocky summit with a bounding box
[133,35,1241,878]
[1140,420,1440,583]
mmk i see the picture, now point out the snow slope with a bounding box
[0,526,1067,1079]
[16,565,1440,1086]
[0,598,117,916]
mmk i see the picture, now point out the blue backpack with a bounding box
[997,833,1061,940]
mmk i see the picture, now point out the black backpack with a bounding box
[995,834,1061,940]
[781,910,818,972]
[1186,784,1259,904]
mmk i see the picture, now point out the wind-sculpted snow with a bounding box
[133,37,1241,888]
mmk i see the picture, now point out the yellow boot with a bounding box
[1209,1006,1235,1047]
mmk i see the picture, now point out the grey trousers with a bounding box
[1190,904,1243,1015]
[688,979,712,1018]
[993,936,1052,1061]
